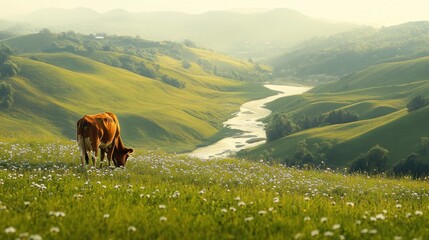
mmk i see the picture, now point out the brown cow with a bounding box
[76,112,133,167]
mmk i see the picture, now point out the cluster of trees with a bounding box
[0,44,17,109]
[266,109,359,142]
[349,145,389,174]
[407,95,428,112]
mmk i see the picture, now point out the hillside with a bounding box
[239,56,429,167]
[0,32,274,152]
[271,21,429,82]
[3,8,355,60]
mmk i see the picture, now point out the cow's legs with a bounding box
[99,148,106,168]
[77,136,87,166]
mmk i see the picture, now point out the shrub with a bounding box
[325,109,359,125]
[160,75,186,89]
[407,95,428,112]
[392,153,429,179]
[0,81,14,109]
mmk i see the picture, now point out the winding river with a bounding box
[189,85,311,159]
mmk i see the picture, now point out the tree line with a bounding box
[265,109,359,142]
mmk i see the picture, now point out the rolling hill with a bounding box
[239,56,429,167]
[0,32,274,152]
[3,8,355,60]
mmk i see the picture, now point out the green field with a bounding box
[0,140,428,239]
[240,56,429,167]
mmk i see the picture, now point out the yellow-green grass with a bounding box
[0,52,274,152]
[0,141,429,239]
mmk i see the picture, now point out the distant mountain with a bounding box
[271,21,429,82]
[3,8,356,60]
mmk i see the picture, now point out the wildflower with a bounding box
[50,227,60,233]
[394,236,402,240]
[29,234,43,240]
[4,226,16,234]
[324,231,334,237]
[369,229,378,235]
[311,230,319,237]
[127,226,137,232]
[376,213,385,220]
[346,202,355,207]
[304,216,311,222]
[199,189,206,195]
[244,216,254,222]
[159,216,167,222]
[415,210,423,216]
[258,210,267,215]
[172,191,180,198]
[361,228,368,234]
[103,214,110,219]
[304,197,310,201]
[406,212,412,218]
[238,201,246,207]
[320,217,328,223]
[221,208,227,213]
[268,207,275,212]
[234,196,241,201]
[24,201,31,206]
[332,224,341,230]
[396,204,402,209]
[273,197,279,203]
[294,233,303,239]
[114,185,121,189]
[159,204,167,209]
[229,207,236,212]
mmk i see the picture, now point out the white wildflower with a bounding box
[273,197,279,203]
[415,210,423,216]
[50,227,60,233]
[332,224,341,230]
[159,204,167,209]
[4,226,16,234]
[324,231,334,237]
[244,216,254,222]
[159,216,167,222]
[258,210,267,215]
[320,217,328,223]
[127,226,137,232]
[311,230,319,237]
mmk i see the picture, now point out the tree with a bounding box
[182,60,192,69]
[0,60,20,78]
[0,44,13,64]
[265,113,299,142]
[0,81,14,109]
[349,145,389,174]
[407,95,428,112]
[294,140,314,165]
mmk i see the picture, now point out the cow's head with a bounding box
[113,148,134,167]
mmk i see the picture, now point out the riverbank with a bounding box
[189,84,311,159]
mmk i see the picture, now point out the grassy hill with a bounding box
[271,21,429,82]
[0,33,274,152]
[239,56,429,167]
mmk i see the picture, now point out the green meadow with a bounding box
[0,141,429,239]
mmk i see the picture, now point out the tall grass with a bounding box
[0,140,428,239]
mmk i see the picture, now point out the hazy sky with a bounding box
[1,0,429,26]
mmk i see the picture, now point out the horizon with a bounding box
[1,1,429,27]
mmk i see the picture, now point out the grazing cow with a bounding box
[76,112,133,167]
